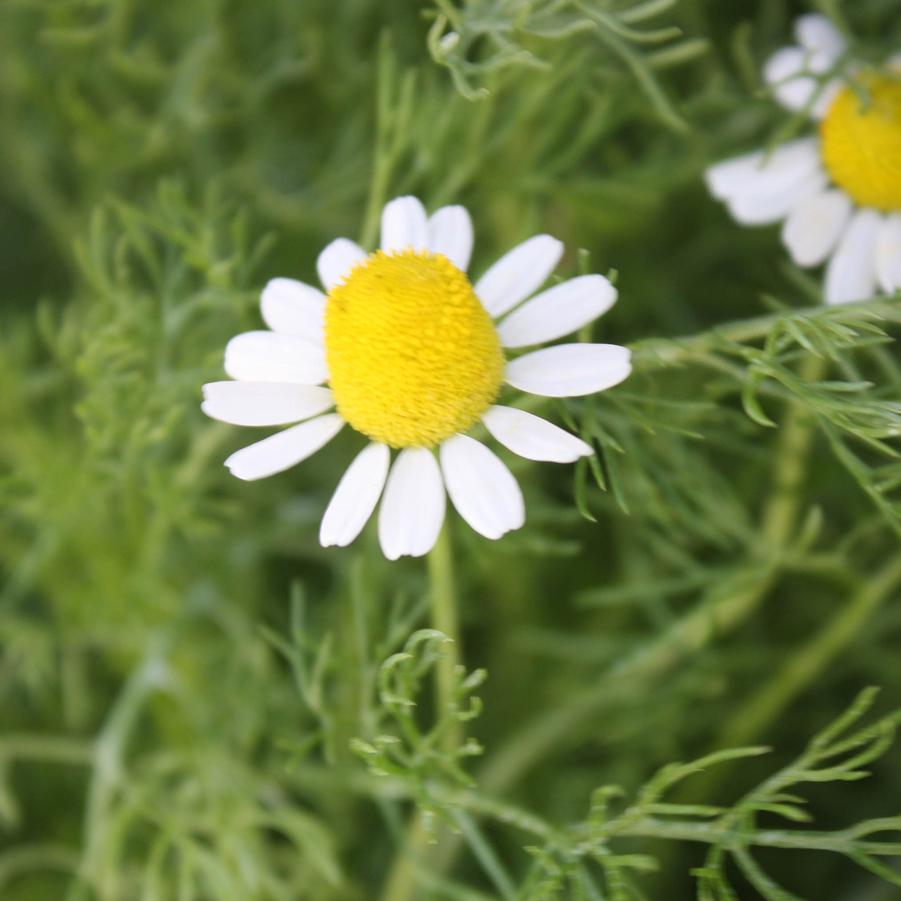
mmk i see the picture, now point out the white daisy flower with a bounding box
[203,196,631,560]
[706,14,901,304]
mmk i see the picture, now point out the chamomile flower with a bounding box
[706,14,901,304]
[203,196,631,559]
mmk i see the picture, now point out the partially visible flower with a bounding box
[203,197,631,559]
[706,14,901,304]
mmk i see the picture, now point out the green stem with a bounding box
[757,355,824,543]
[379,526,461,901]
[715,556,901,751]
[398,354,828,888]
[377,334,847,889]
[0,844,80,888]
[359,35,392,251]
[427,525,461,742]
[630,297,900,370]
[610,817,900,856]
[450,810,518,901]
[379,818,430,901]
[67,641,169,901]
[359,35,416,250]
[478,354,825,795]
[286,765,901,859]
[0,736,93,767]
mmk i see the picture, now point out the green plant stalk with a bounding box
[379,818,431,901]
[360,35,416,250]
[0,845,80,891]
[715,555,901,751]
[630,297,900,370]
[453,794,901,858]
[414,353,828,885]
[663,547,901,819]
[428,525,461,744]
[301,768,901,862]
[0,736,93,767]
[478,354,826,795]
[602,817,901,855]
[67,642,168,901]
[379,526,461,901]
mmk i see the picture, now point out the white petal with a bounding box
[506,343,632,397]
[427,205,474,271]
[876,213,901,294]
[764,30,844,118]
[764,46,805,86]
[754,137,821,184]
[497,274,617,348]
[795,14,846,59]
[781,189,853,267]
[728,168,827,226]
[319,443,391,548]
[764,45,830,114]
[260,278,326,344]
[475,235,564,318]
[824,209,882,305]
[809,79,844,120]
[776,75,822,113]
[705,150,766,201]
[224,414,344,481]
[381,196,429,253]
[202,382,334,427]
[728,137,826,225]
[317,238,366,291]
[439,435,524,541]
[378,448,446,560]
[482,406,592,463]
[224,331,328,384]
[707,139,821,216]
[764,46,807,93]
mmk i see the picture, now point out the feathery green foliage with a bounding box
[2,0,901,898]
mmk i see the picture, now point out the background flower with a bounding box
[706,14,901,304]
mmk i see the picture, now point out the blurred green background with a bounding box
[2,0,901,898]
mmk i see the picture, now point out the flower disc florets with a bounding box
[324,250,504,448]
[821,74,901,211]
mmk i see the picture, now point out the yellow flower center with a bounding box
[324,250,504,448]
[820,73,901,211]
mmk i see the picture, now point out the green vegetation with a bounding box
[1,0,900,897]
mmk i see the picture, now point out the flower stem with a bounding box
[70,640,169,899]
[379,818,429,901]
[379,526,461,901]
[427,525,461,745]
[410,355,829,887]
[630,297,898,370]
[714,555,901,751]
[477,354,826,796]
